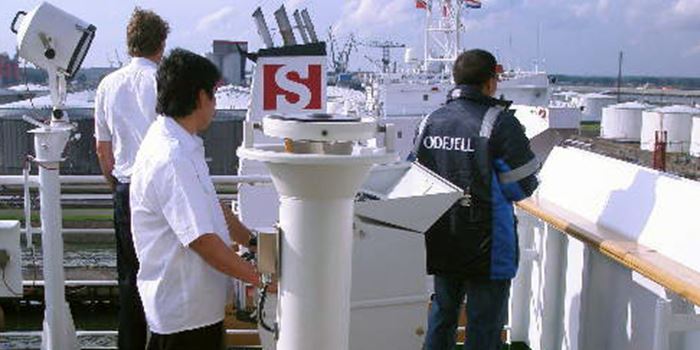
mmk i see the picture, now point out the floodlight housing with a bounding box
[11,2,96,80]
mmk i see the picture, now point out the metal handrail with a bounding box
[0,175,273,187]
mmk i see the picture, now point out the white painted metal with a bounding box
[497,73,551,107]
[13,2,94,79]
[23,166,33,248]
[510,212,540,343]
[422,0,462,73]
[515,146,700,350]
[641,106,699,153]
[0,221,22,298]
[580,93,617,122]
[376,116,424,160]
[380,81,446,118]
[0,174,272,187]
[601,102,648,141]
[28,122,79,350]
[355,162,462,233]
[262,116,377,142]
[249,55,327,120]
[690,116,700,157]
[238,116,396,350]
[512,104,581,139]
[0,329,258,337]
[24,280,118,287]
[541,225,567,350]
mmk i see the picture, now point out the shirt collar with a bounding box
[129,57,158,69]
[160,116,203,153]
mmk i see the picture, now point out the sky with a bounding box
[2,0,700,77]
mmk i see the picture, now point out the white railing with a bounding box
[0,174,272,244]
[0,174,273,187]
[511,199,700,350]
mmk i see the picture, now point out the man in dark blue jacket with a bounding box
[413,49,539,350]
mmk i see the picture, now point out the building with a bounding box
[0,53,20,87]
[206,40,248,86]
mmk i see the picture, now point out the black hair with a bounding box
[156,48,221,119]
[127,8,169,57]
[452,49,497,87]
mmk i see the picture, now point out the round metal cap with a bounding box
[262,113,377,142]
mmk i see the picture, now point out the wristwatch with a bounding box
[248,229,258,247]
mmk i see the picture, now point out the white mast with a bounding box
[423,0,464,74]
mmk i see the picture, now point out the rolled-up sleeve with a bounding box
[156,157,215,247]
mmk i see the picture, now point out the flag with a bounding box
[464,0,482,9]
[416,0,428,9]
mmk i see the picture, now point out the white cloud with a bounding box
[285,0,308,10]
[336,0,416,35]
[665,0,700,29]
[685,42,700,57]
[196,6,236,33]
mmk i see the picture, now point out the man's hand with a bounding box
[220,200,256,249]
[189,233,261,287]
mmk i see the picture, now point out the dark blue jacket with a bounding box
[412,85,539,280]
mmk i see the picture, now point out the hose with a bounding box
[257,281,279,340]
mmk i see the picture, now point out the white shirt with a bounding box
[94,57,158,183]
[130,116,232,334]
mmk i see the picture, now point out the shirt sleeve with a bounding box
[93,84,111,142]
[156,157,217,247]
[489,110,540,201]
[136,71,158,122]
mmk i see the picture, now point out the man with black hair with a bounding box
[130,48,260,350]
[94,8,169,349]
[413,49,539,350]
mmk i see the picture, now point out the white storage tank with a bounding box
[640,105,700,153]
[691,115,700,157]
[600,101,648,141]
[581,93,617,122]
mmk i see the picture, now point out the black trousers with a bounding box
[147,322,225,350]
[114,182,148,349]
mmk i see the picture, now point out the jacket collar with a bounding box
[447,84,512,108]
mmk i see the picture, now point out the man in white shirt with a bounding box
[93,8,169,349]
[130,48,260,350]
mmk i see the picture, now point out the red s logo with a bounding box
[263,64,322,111]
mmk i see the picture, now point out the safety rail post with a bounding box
[510,209,542,344]
[653,291,700,350]
[541,224,568,350]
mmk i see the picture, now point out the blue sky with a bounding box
[2,0,700,77]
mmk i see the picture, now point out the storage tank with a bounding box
[691,115,700,157]
[580,93,617,122]
[600,101,648,141]
[640,105,700,153]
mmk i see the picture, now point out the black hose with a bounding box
[257,283,279,339]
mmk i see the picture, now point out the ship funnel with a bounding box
[300,9,318,43]
[292,9,310,44]
[274,5,297,46]
[252,7,274,48]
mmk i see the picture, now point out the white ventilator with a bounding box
[10,2,95,349]
[238,113,397,350]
